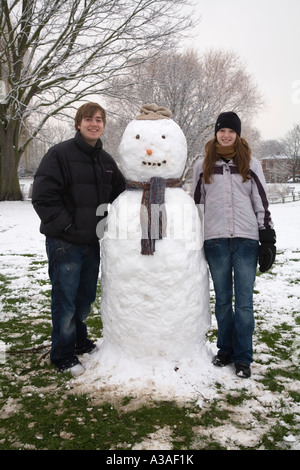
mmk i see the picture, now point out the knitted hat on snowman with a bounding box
[135,103,172,121]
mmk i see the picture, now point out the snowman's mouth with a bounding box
[142,160,167,167]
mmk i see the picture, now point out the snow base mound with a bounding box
[71,340,257,406]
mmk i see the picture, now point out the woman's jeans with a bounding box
[204,238,259,365]
[46,237,100,368]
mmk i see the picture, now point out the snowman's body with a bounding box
[100,187,210,361]
[83,107,211,391]
[98,109,211,372]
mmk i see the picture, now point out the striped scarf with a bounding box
[126,177,182,255]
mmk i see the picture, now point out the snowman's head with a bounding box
[118,104,187,181]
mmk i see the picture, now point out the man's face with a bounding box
[77,110,104,146]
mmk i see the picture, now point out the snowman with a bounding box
[84,104,211,391]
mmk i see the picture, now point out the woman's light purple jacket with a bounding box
[192,157,274,241]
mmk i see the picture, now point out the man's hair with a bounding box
[74,102,106,130]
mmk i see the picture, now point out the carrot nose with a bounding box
[146,149,152,156]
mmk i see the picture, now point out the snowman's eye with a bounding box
[136,135,140,139]
[162,135,166,139]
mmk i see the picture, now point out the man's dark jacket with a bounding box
[32,132,126,244]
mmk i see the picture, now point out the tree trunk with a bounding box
[0,124,23,201]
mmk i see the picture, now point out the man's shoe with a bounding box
[235,362,251,378]
[75,340,96,355]
[55,357,85,377]
[212,353,232,367]
[68,363,85,377]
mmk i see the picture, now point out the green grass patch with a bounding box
[1,251,300,450]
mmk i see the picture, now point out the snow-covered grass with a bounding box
[0,200,299,450]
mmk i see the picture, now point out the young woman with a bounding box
[193,112,276,378]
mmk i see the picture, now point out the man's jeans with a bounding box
[204,238,259,365]
[46,237,100,368]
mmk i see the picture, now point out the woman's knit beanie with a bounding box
[215,112,241,136]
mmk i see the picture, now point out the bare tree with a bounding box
[0,0,196,200]
[281,123,300,182]
[260,139,285,158]
[105,49,264,182]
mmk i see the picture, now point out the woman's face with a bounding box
[216,128,237,146]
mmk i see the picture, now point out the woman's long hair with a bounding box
[202,135,252,184]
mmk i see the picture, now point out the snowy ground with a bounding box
[0,199,299,450]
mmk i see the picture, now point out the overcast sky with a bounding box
[183,0,300,141]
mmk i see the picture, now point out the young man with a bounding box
[32,102,125,376]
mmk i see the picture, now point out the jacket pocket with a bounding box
[204,238,223,248]
[105,169,113,182]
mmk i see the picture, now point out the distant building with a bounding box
[261,153,293,183]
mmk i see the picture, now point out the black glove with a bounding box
[259,228,276,273]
